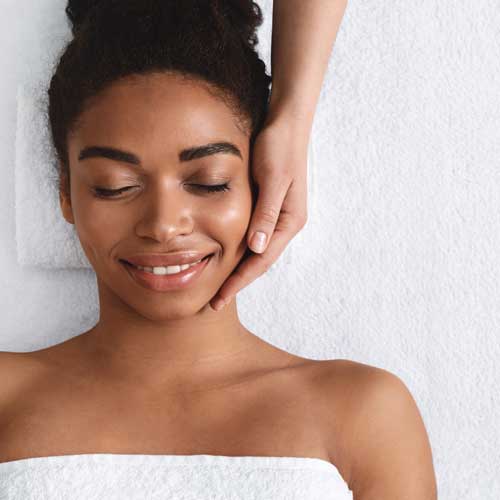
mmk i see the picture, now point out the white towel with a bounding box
[0,453,353,500]
[15,81,92,270]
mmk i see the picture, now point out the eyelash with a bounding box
[93,183,230,198]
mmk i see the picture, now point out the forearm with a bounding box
[267,0,348,132]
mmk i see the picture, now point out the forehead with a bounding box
[70,72,249,162]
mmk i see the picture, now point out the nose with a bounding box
[134,178,195,242]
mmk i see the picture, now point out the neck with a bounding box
[78,288,261,391]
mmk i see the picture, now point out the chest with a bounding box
[0,363,338,467]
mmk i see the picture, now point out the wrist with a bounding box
[264,92,315,137]
[261,111,312,156]
[269,80,319,115]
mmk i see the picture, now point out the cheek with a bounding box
[202,187,252,264]
[80,210,127,243]
[71,196,127,263]
[211,188,253,240]
[212,207,247,249]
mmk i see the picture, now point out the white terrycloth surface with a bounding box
[0,454,353,500]
[2,1,499,500]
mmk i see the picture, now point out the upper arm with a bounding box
[349,369,438,500]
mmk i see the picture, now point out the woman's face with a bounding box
[60,72,255,320]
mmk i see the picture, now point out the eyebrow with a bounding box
[78,141,242,165]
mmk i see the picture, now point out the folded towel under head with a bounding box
[15,80,92,270]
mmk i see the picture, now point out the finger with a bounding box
[210,214,304,311]
[247,171,291,254]
[210,173,308,311]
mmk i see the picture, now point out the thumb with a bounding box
[247,176,290,253]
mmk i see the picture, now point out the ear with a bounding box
[58,166,75,225]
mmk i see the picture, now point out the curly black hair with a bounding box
[48,0,272,196]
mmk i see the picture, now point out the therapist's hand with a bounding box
[210,116,310,311]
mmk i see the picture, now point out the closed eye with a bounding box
[93,186,133,197]
[92,183,230,198]
[192,183,230,193]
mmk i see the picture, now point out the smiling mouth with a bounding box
[119,253,214,292]
[120,253,214,272]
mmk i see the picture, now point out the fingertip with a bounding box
[250,231,267,253]
[212,298,225,312]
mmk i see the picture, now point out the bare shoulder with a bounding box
[316,359,438,499]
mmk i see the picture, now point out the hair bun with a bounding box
[215,0,264,49]
[66,0,105,35]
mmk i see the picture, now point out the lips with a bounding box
[121,252,215,268]
[121,253,213,291]
[122,254,212,270]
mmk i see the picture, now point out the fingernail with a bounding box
[251,231,267,253]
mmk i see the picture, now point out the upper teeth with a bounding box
[134,258,203,275]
